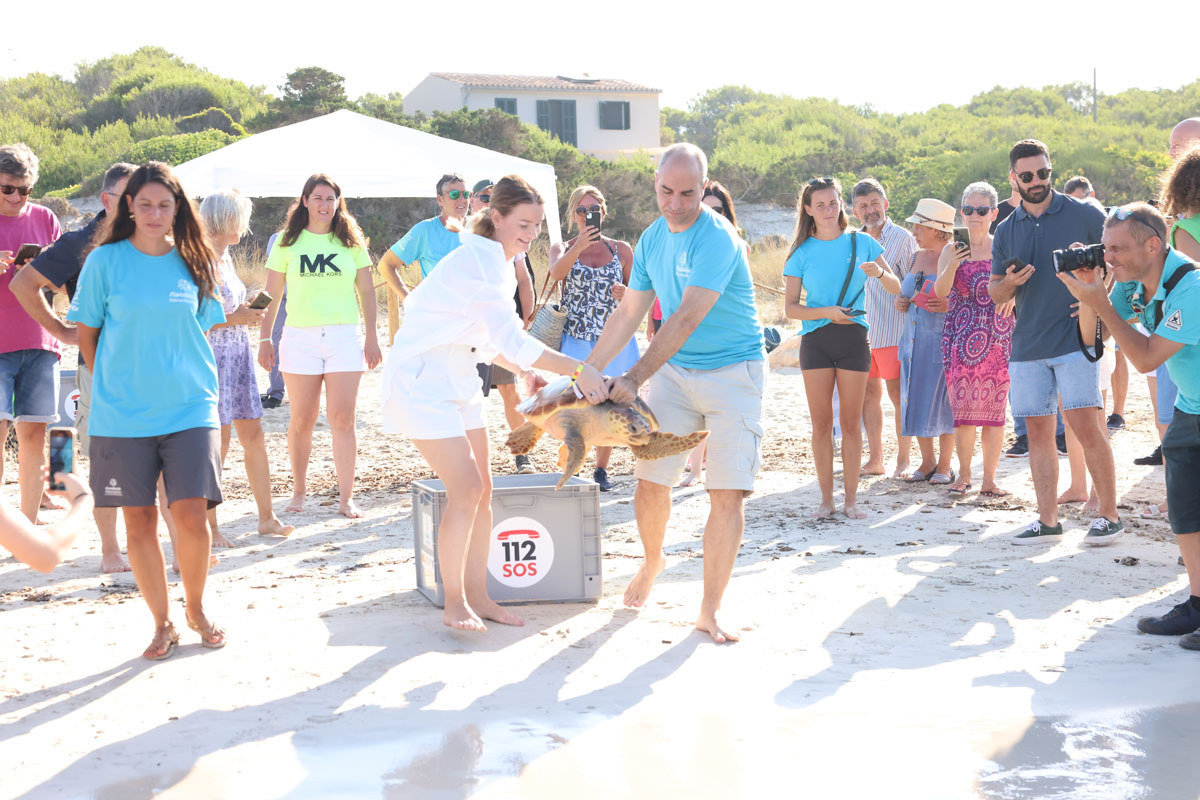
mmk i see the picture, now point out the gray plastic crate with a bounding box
[412,473,602,606]
[56,370,80,426]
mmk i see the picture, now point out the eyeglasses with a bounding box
[1015,168,1052,184]
[960,205,994,217]
[575,204,602,215]
[477,194,491,203]
[0,184,32,197]
[1108,205,1162,239]
[808,177,835,187]
[445,190,472,200]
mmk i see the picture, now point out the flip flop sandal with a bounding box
[143,626,180,661]
[947,482,973,495]
[929,472,956,485]
[980,488,1011,499]
[188,618,227,649]
[904,470,931,482]
[1140,504,1168,519]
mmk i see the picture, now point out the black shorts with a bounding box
[799,323,871,372]
[90,427,222,509]
[1163,410,1200,535]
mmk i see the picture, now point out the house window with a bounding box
[536,99,577,146]
[599,101,630,131]
[494,98,517,115]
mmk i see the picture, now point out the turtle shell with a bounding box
[516,376,592,422]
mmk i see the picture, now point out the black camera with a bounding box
[1053,243,1106,273]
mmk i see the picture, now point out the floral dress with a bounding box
[559,239,640,374]
[941,259,1013,427]
[207,252,263,425]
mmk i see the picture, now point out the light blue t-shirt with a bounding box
[1110,247,1200,415]
[783,231,883,336]
[629,206,763,370]
[391,216,460,278]
[67,240,226,437]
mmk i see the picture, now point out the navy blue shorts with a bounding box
[1163,411,1200,535]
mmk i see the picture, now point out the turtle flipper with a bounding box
[630,430,710,460]
[557,425,587,489]
[506,423,544,455]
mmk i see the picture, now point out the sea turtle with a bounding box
[506,377,709,489]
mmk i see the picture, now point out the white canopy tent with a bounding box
[173,109,562,245]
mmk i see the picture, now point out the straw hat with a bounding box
[906,198,956,232]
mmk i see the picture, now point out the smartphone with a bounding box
[952,227,970,250]
[15,243,42,265]
[248,290,273,310]
[844,308,867,317]
[584,210,602,239]
[47,427,75,492]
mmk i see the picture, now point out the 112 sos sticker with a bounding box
[488,516,555,588]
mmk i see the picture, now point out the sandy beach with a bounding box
[3,329,1200,798]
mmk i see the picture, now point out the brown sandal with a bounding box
[143,622,180,661]
[187,615,227,649]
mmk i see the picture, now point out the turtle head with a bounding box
[630,398,659,432]
[611,405,655,445]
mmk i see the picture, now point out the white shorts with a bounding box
[382,343,487,439]
[1099,346,1116,393]
[279,324,365,375]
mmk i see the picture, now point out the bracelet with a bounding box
[568,362,585,384]
[259,338,272,344]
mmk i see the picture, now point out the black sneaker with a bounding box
[1012,519,1063,546]
[1137,600,1200,635]
[261,395,283,409]
[1083,516,1124,546]
[1005,434,1029,458]
[1181,631,1200,651]
[593,468,614,492]
[1134,446,1163,466]
[1056,432,1068,455]
[1106,413,1125,431]
[514,454,534,475]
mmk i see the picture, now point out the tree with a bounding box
[278,67,347,113]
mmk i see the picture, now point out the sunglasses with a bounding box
[808,177,835,187]
[477,193,491,203]
[960,205,994,217]
[0,184,33,197]
[1108,205,1161,238]
[1015,168,1052,184]
[575,204,602,215]
[445,190,472,200]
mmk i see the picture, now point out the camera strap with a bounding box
[1076,316,1104,363]
[836,232,858,308]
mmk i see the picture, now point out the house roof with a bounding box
[429,73,660,94]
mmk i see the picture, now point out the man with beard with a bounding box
[989,139,1119,546]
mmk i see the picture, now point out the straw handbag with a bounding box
[528,269,566,351]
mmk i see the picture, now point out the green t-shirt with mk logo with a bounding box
[265,229,372,327]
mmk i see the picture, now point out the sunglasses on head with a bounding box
[575,204,602,215]
[808,177,835,187]
[1015,168,1052,184]
[1108,205,1161,238]
[960,205,994,217]
[445,189,472,200]
[0,184,32,197]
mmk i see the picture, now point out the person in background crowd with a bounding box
[68,161,227,659]
[851,178,918,478]
[992,173,1021,233]
[892,199,956,484]
[1169,117,1200,159]
[0,143,63,524]
[934,182,1013,497]
[257,174,381,519]
[378,173,471,297]
[547,185,639,492]
[989,139,1120,546]
[784,177,899,519]
[1064,176,1106,212]
[11,162,136,573]
[381,175,609,632]
[199,190,294,541]
[1,470,93,573]
[1059,202,1200,651]
[469,179,493,215]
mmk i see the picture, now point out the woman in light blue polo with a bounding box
[784,177,899,520]
[69,161,227,660]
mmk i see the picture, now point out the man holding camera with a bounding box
[989,139,1121,546]
[1059,203,1200,649]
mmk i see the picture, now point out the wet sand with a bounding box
[3,331,1199,798]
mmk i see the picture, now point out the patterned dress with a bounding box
[941,259,1013,427]
[898,267,955,438]
[559,241,640,374]
[207,253,263,425]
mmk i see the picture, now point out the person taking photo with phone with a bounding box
[0,469,93,573]
[784,176,900,520]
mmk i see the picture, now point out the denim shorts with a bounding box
[1009,350,1102,417]
[0,349,61,423]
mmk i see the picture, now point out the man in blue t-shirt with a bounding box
[1061,203,1200,651]
[378,172,470,295]
[586,143,764,644]
[989,138,1120,547]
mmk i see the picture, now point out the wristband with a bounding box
[259,338,272,344]
[568,363,585,384]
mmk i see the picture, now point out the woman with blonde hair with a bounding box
[257,174,381,519]
[200,190,294,540]
[784,177,900,519]
[546,184,638,491]
[382,175,609,632]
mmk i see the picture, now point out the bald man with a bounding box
[1170,118,1200,159]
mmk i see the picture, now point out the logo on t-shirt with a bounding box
[1165,309,1183,332]
[300,253,341,275]
[169,279,196,305]
[675,251,689,279]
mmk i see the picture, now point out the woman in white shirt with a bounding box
[382,175,608,633]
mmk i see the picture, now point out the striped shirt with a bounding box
[863,218,917,349]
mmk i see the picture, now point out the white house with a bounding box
[403,73,662,161]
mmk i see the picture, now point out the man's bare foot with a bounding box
[339,500,363,519]
[258,517,295,537]
[211,531,234,549]
[285,495,305,513]
[696,610,740,644]
[1057,489,1088,504]
[101,552,131,573]
[843,504,867,520]
[862,459,886,476]
[172,554,219,574]
[811,501,836,519]
[40,491,67,511]
[468,595,525,626]
[443,600,487,632]
[623,558,665,607]
[1083,499,1101,516]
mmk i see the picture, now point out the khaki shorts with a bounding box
[635,359,765,492]
[76,362,93,454]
